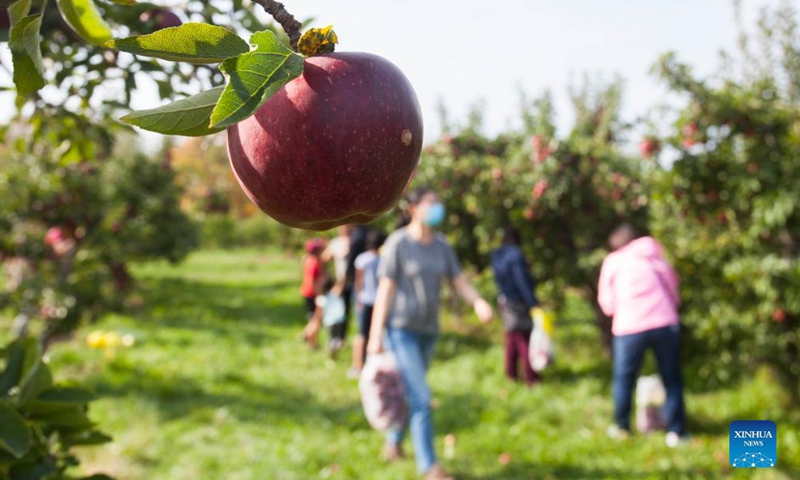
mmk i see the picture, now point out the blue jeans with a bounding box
[385,328,438,473]
[613,324,686,435]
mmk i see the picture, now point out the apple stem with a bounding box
[252,0,303,51]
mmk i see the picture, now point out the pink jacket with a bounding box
[597,236,680,336]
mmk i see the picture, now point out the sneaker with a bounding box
[382,443,404,463]
[424,464,455,480]
[346,367,362,379]
[665,431,689,448]
[328,339,343,359]
[606,424,630,440]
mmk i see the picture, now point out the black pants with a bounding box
[358,304,375,364]
[303,296,315,319]
[331,286,353,341]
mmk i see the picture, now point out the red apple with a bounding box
[227,53,423,230]
[491,167,504,181]
[773,309,786,323]
[531,180,548,199]
[639,137,661,158]
[523,208,535,221]
[45,227,75,257]
[530,135,551,163]
[45,227,65,246]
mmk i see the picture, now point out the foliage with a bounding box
[649,1,800,396]
[0,145,198,340]
[1,0,312,138]
[0,338,112,480]
[200,213,307,252]
[0,0,289,340]
[412,82,649,347]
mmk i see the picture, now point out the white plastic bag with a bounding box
[635,374,667,433]
[529,308,555,372]
[359,352,407,431]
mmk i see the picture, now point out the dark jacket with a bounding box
[491,245,538,331]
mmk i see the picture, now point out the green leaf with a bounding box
[16,339,52,406]
[8,457,57,480]
[23,386,97,414]
[121,86,225,137]
[106,23,250,65]
[63,430,112,447]
[108,0,136,4]
[56,0,113,47]
[0,401,31,459]
[8,13,45,95]
[8,0,32,26]
[29,406,93,428]
[210,30,304,129]
[0,341,25,395]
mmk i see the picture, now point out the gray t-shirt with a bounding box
[378,228,462,335]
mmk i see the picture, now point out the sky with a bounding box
[0,0,792,144]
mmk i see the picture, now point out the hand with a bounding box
[366,335,384,355]
[473,298,493,324]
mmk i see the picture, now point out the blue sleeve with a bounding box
[510,255,537,309]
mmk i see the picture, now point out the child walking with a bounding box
[301,238,325,348]
[304,278,347,356]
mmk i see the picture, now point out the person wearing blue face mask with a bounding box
[367,186,494,480]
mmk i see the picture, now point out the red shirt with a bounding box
[300,256,322,298]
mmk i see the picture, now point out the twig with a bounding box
[250,0,303,51]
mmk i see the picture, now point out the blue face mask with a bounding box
[424,202,446,227]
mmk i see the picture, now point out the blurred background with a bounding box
[0,1,798,479]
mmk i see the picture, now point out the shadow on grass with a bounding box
[87,356,366,429]
[456,463,720,480]
[436,330,494,362]
[135,277,306,333]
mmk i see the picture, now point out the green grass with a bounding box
[2,250,799,479]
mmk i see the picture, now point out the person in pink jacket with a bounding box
[597,224,686,447]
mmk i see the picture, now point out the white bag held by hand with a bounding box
[529,308,555,372]
[636,374,667,433]
[359,352,407,431]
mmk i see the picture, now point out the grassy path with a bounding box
[3,250,798,479]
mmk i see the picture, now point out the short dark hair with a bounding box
[406,186,437,206]
[502,226,521,246]
[365,229,386,251]
[609,223,639,251]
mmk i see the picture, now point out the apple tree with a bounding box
[0,0,268,341]
[412,80,649,349]
[649,2,800,398]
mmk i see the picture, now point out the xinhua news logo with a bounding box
[729,420,777,468]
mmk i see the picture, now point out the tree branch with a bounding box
[251,0,303,51]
